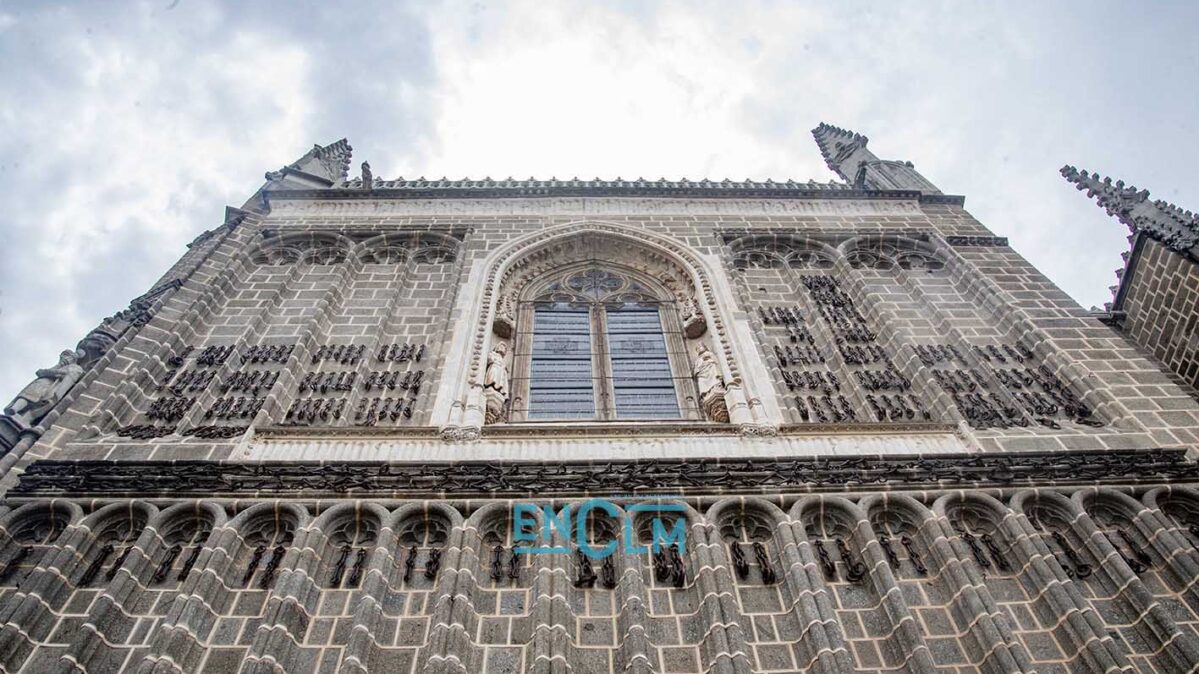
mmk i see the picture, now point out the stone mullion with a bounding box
[722,252,827,427]
[1070,512,1199,670]
[559,553,595,673]
[1136,505,1199,613]
[888,265,1041,427]
[782,264,875,423]
[998,510,1131,673]
[103,260,300,434]
[339,522,399,674]
[691,522,753,674]
[727,266,804,425]
[937,246,1134,428]
[56,521,171,674]
[239,526,322,674]
[249,259,362,429]
[525,532,567,674]
[0,522,97,672]
[920,514,1034,674]
[778,519,855,674]
[94,238,271,434]
[179,260,326,432]
[899,260,1115,431]
[420,525,478,674]
[171,265,297,432]
[613,546,655,674]
[134,526,241,674]
[834,260,973,426]
[851,518,941,674]
[519,550,554,673]
[559,546,597,674]
[338,259,415,428]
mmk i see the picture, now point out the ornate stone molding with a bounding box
[439,425,480,442]
[14,449,1197,497]
[1062,165,1199,256]
[248,230,461,266]
[265,197,928,218]
[455,223,753,431]
[944,235,1010,247]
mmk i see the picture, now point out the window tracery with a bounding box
[511,266,692,421]
[843,237,945,272]
[729,240,837,270]
[0,506,71,586]
[249,231,460,266]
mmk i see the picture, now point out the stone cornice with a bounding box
[248,420,956,441]
[263,196,959,218]
[265,183,964,206]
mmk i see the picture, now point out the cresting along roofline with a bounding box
[262,181,965,205]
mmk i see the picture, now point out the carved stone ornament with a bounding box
[3,351,85,427]
[679,296,707,338]
[693,343,729,423]
[474,226,745,394]
[75,318,124,368]
[484,342,510,424]
[76,279,181,367]
[492,291,517,339]
[439,426,481,442]
[360,161,373,191]
[16,449,1197,497]
[944,235,1009,247]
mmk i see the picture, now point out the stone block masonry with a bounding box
[2,128,1199,672]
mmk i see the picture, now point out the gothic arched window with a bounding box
[511,267,696,421]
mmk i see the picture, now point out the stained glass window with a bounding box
[520,268,684,421]
[527,306,595,420]
[606,307,679,419]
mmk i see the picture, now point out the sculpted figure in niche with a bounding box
[693,343,729,422]
[4,350,85,427]
[678,295,707,338]
[484,342,510,424]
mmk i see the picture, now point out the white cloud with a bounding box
[1,0,1197,401]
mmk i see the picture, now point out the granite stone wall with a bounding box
[1120,236,1199,395]
[0,487,1198,673]
[2,190,1199,672]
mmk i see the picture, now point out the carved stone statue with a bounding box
[484,342,510,424]
[4,350,85,427]
[679,295,707,338]
[693,343,729,422]
[361,161,373,190]
[492,291,518,339]
[75,315,126,368]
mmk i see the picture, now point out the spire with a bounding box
[811,122,941,194]
[1060,165,1199,254]
[263,138,354,188]
[812,123,871,179]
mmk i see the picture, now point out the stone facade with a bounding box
[1062,165,1199,395]
[1114,236,1199,393]
[1,131,1199,673]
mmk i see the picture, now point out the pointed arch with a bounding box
[435,220,776,432]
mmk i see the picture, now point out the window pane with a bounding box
[528,306,596,419]
[606,307,680,419]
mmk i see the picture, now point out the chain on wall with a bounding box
[799,275,931,423]
[118,336,433,437]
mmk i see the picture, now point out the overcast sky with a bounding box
[1,1,1197,402]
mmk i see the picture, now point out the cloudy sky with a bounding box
[1,1,1196,401]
